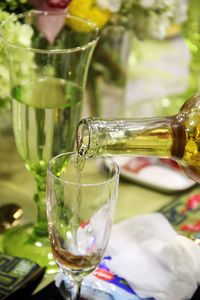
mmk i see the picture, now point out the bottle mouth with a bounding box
[76,119,90,157]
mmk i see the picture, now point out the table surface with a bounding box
[0,35,198,295]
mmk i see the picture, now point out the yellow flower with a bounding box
[166,24,180,38]
[68,0,112,31]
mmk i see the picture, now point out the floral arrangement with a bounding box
[0,0,189,108]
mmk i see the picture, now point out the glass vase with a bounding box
[87,25,133,118]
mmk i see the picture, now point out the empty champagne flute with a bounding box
[47,152,119,299]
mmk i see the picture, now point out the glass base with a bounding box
[2,223,59,274]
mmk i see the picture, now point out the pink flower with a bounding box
[30,0,72,45]
[30,0,72,10]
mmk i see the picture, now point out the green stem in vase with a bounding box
[96,44,127,78]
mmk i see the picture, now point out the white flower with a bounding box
[138,0,157,8]
[133,0,189,39]
[0,12,35,101]
[174,0,189,23]
[95,0,122,12]
[147,10,172,39]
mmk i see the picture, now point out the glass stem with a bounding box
[71,281,81,300]
[33,176,48,237]
[63,279,81,300]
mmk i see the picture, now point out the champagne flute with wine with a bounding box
[1,10,99,272]
[47,152,119,299]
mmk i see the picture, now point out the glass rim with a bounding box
[0,10,99,54]
[47,152,119,187]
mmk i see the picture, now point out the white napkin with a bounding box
[106,213,200,300]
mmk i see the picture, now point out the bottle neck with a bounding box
[76,116,186,161]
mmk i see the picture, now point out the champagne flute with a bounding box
[1,10,99,272]
[47,152,119,299]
